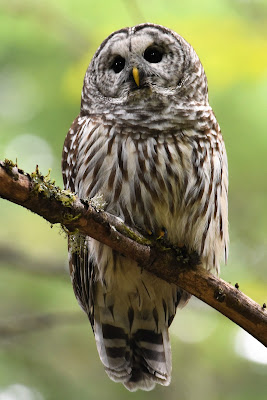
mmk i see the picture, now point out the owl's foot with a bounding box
[157,227,168,240]
[145,227,167,240]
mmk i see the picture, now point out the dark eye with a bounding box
[111,56,125,73]
[144,46,163,63]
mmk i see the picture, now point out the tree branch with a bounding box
[0,312,85,339]
[0,159,266,346]
[0,245,68,278]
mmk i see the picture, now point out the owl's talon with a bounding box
[157,227,168,240]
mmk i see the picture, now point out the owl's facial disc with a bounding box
[81,24,208,113]
[92,27,187,102]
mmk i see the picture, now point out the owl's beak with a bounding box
[132,67,140,87]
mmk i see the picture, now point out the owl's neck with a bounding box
[81,101,214,135]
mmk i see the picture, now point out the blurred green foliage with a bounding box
[0,0,266,399]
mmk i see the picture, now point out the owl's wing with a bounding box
[62,114,96,327]
[62,115,83,193]
[69,239,95,327]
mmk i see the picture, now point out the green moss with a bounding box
[59,190,76,207]
[63,213,81,222]
[3,159,19,180]
[4,158,16,169]
[30,165,76,207]
[68,232,87,254]
[121,225,152,246]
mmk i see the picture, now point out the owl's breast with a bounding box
[74,118,228,271]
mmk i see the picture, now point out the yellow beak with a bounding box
[132,67,140,87]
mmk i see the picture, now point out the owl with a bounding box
[62,23,228,391]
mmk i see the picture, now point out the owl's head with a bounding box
[81,24,208,115]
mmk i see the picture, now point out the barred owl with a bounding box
[62,23,228,391]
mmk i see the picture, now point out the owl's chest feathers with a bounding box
[73,114,228,272]
[76,118,222,248]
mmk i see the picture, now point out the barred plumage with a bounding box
[62,23,228,391]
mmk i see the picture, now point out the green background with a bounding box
[0,0,266,399]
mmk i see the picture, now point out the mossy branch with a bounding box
[0,159,266,346]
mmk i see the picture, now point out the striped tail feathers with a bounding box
[94,317,172,392]
[124,328,172,392]
[68,238,188,391]
[95,322,132,383]
[90,269,186,391]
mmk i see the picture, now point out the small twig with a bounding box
[0,160,266,346]
[0,312,85,339]
[0,245,67,278]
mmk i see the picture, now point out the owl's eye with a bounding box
[144,46,163,63]
[111,56,125,73]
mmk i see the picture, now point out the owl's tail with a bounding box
[89,254,190,391]
[93,309,172,391]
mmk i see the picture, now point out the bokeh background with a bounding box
[0,0,267,399]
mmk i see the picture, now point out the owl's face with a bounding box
[82,24,208,113]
